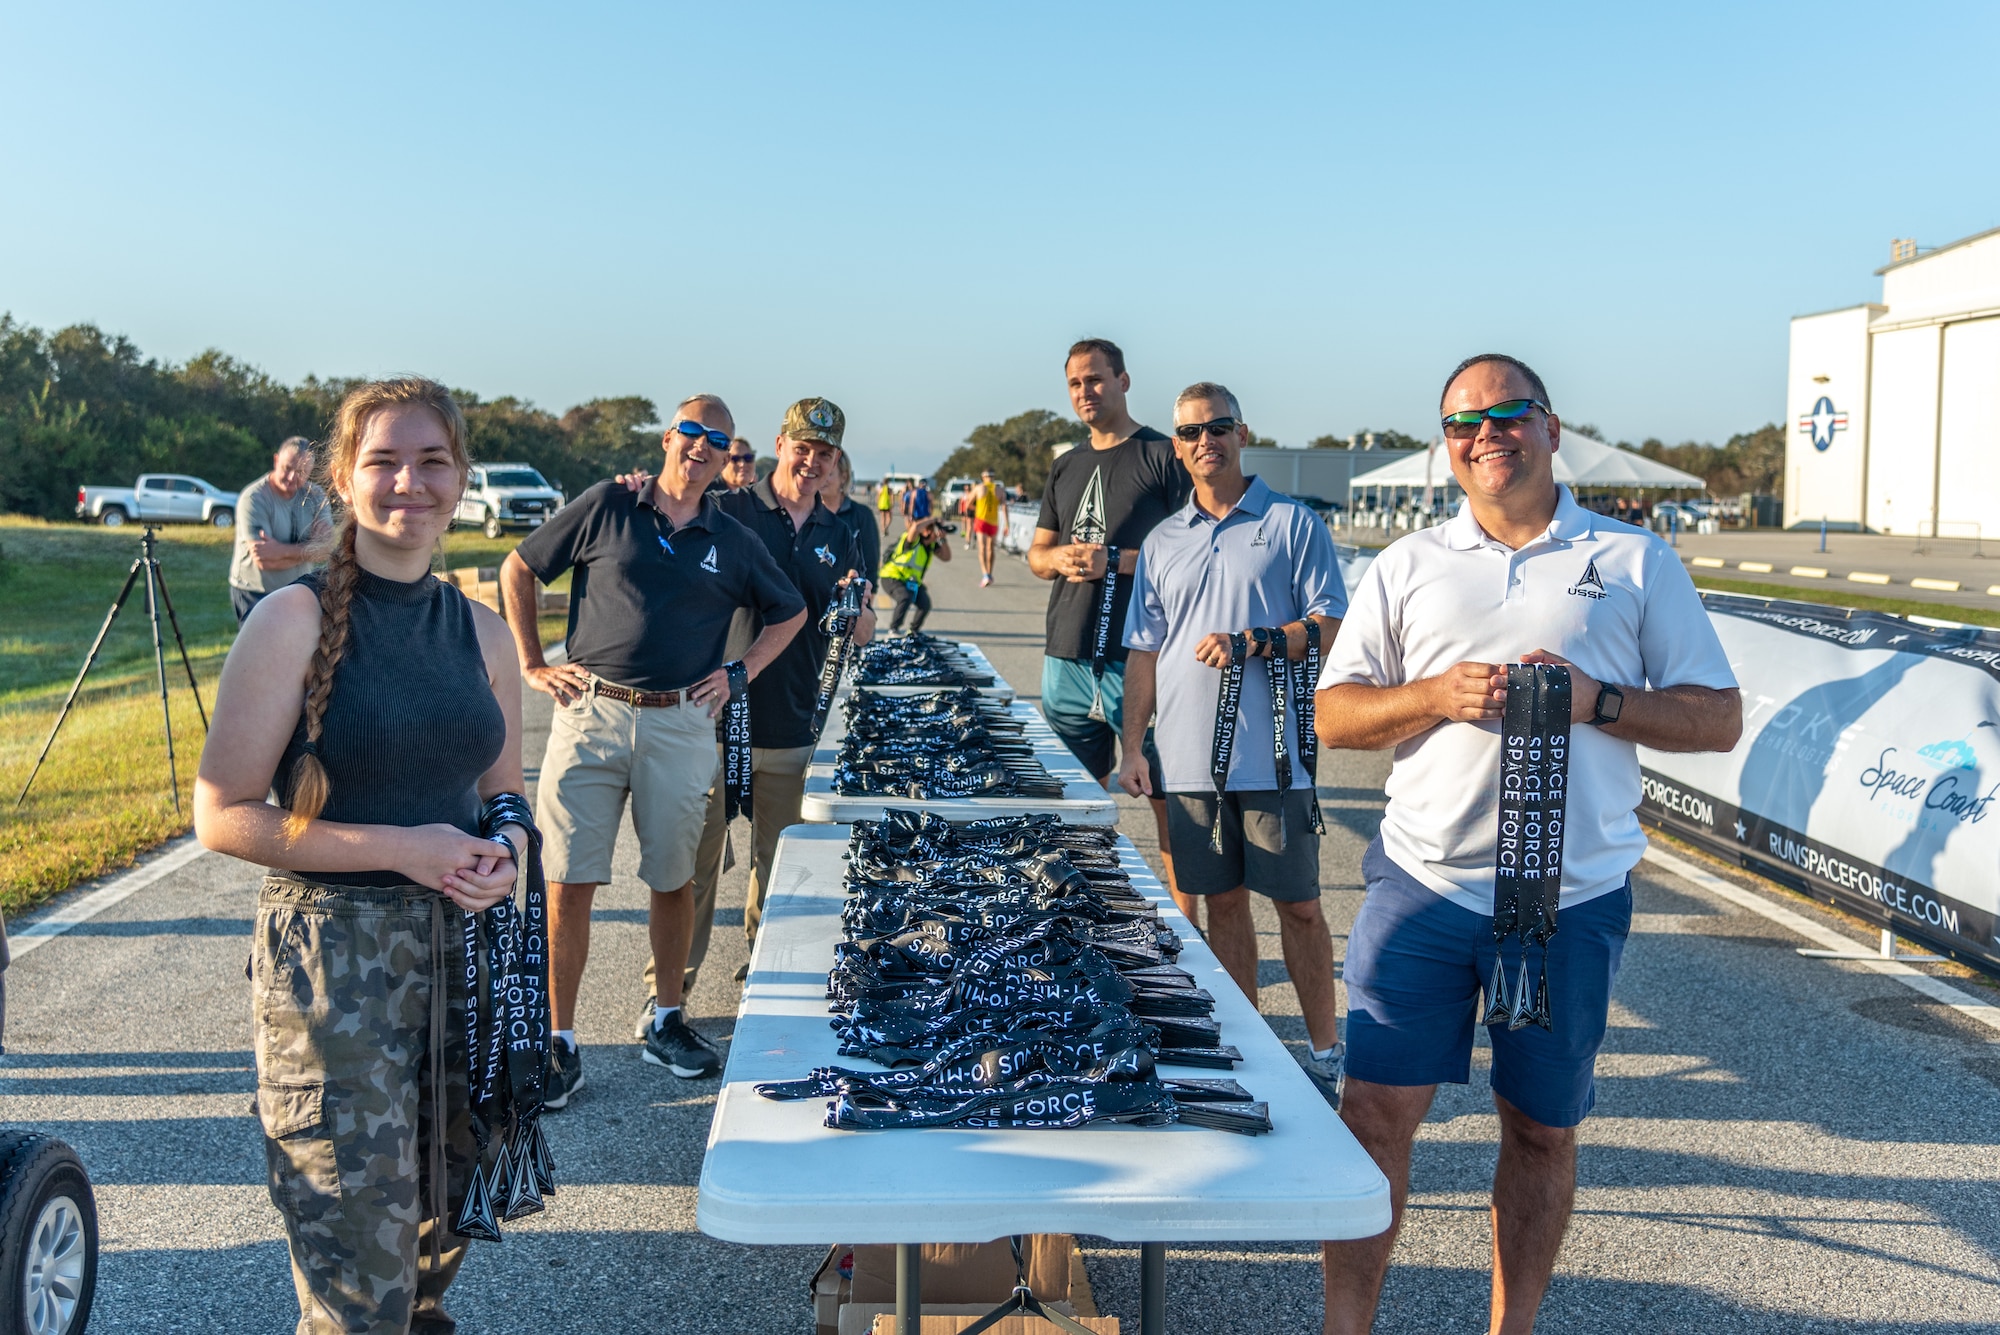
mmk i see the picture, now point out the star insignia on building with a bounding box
[1796,395,1848,452]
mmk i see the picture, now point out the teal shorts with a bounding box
[1039,655,1163,790]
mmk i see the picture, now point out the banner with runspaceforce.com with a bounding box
[1639,593,2000,976]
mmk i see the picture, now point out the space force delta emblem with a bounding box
[1567,559,1607,600]
[701,546,720,573]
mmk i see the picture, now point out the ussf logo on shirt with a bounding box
[1567,560,1607,600]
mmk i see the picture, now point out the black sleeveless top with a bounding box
[275,568,506,886]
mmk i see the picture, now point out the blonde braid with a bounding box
[282,518,360,840]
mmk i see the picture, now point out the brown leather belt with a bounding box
[591,679,686,708]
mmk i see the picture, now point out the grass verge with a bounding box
[1690,575,2000,628]
[0,518,566,914]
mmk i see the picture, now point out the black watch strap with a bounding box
[1589,682,1624,726]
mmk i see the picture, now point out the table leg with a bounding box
[1140,1242,1166,1335]
[897,1242,921,1335]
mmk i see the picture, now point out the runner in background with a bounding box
[1119,381,1347,1107]
[901,475,933,532]
[876,477,896,537]
[1028,337,1190,912]
[1315,353,1741,1335]
[878,514,952,631]
[969,467,1008,587]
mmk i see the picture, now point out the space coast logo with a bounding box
[1855,726,2000,830]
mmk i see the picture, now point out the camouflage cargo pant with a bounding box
[253,877,483,1335]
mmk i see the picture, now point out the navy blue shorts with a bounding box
[1344,838,1632,1128]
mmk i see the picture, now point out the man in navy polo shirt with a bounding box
[1315,354,1741,1334]
[502,393,806,1104]
[1117,382,1348,1106]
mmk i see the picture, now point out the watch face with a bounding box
[1599,686,1622,721]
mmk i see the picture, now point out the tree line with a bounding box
[0,316,660,520]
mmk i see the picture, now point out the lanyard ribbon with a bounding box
[454,791,555,1242]
[1481,663,1571,1033]
[1267,628,1291,853]
[1288,620,1326,837]
[810,580,867,739]
[1207,632,1249,854]
[723,659,753,823]
[1086,546,1120,722]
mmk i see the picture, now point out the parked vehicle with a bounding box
[74,474,238,528]
[940,475,977,514]
[453,464,565,539]
[1286,493,1347,520]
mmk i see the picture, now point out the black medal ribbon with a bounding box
[452,791,556,1242]
[1295,621,1325,835]
[1086,545,1121,722]
[722,659,753,822]
[1267,627,1291,853]
[1207,632,1249,854]
[810,579,868,739]
[1481,664,1570,1033]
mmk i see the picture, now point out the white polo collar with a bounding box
[1444,484,1595,551]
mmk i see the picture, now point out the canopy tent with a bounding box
[1347,434,1705,498]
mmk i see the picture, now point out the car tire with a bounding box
[210,509,234,528]
[98,508,126,528]
[483,511,504,540]
[0,1131,97,1335]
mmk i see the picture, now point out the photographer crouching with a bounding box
[878,513,953,632]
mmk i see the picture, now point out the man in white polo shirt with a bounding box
[1315,354,1741,1335]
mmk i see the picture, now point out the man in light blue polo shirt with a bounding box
[1118,381,1348,1106]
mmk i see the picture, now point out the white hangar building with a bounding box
[1786,226,2000,533]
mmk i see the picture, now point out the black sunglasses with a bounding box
[673,419,733,448]
[726,451,756,464]
[1174,417,1242,442]
[1440,399,1548,440]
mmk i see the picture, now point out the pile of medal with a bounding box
[756,811,1271,1134]
[830,689,1068,800]
[851,632,997,688]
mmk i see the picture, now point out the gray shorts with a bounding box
[1164,789,1321,901]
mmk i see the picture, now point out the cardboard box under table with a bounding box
[802,699,1117,826]
[698,824,1392,1334]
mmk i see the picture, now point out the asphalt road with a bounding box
[3,531,1998,1332]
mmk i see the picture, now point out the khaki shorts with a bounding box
[536,680,719,893]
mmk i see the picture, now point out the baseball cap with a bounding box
[780,397,845,448]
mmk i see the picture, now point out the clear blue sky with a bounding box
[4,2,1996,478]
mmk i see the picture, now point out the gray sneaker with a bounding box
[643,1011,723,1079]
[1300,1043,1345,1112]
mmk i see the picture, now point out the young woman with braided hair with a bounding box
[195,377,541,1334]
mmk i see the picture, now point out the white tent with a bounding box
[1347,434,1705,498]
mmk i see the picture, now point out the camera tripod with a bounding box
[15,526,208,812]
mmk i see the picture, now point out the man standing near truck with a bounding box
[227,436,331,623]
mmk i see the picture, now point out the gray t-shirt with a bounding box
[229,476,331,593]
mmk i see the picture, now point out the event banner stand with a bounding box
[1638,593,2000,979]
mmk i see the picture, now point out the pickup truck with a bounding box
[453,463,566,539]
[75,474,239,527]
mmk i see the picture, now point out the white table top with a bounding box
[804,697,1118,825]
[696,823,1392,1245]
[847,639,1014,703]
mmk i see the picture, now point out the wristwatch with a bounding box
[1588,682,1624,726]
[1250,628,1272,658]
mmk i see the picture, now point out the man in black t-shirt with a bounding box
[502,393,806,1103]
[1028,338,1193,912]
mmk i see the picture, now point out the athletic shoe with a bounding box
[1299,1043,1345,1112]
[634,994,658,1040]
[643,1012,723,1079]
[545,1040,585,1110]
[980,574,992,587]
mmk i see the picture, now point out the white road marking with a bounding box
[1641,843,2000,1037]
[9,836,210,959]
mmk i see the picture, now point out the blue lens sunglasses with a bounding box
[673,419,733,447]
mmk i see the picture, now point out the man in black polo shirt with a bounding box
[502,393,806,1105]
[622,398,878,1017]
